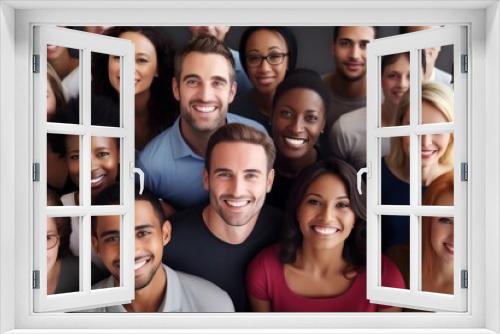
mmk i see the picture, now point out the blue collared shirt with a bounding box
[137,114,267,210]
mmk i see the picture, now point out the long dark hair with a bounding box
[279,159,367,271]
[92,26,178,136]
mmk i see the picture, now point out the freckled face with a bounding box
[430,191,454,262]
[108,31,158,96]
[245,29,289,95]
[297,173,356,250]
[272,88,326,160]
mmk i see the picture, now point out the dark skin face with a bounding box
[272,88,326,161]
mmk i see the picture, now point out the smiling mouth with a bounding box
[193,105,217,113]
[345,62,363,70]
[256,77,275,85]
[91,174,106,188]
[284,136,307,146]
[444,243,454,255]
[224,199,251,208]
[134,256,151,271]
[421,149,438,159]
[312,225,340,235]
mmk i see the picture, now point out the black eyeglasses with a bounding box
[246,52,289,67]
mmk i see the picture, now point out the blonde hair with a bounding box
[386,82,454,169]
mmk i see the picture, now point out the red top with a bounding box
[246,245,405,312]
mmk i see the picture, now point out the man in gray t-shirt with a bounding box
[321,26,377,154]
[85,186,234,312]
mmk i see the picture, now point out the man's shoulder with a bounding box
[168,205,205,226]
[175,270,234,312]
[336,107,367,129]
[227,113,267,133]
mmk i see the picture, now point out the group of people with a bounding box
[44,25,456,313]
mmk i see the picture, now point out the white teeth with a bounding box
[313,226,339,235]
[444,243,454,254]
[421,150,436,158]
[284,137,307,146]
[194,105,216,113]
[226,200,249,208]
[134,259,147,270]
[91,175,105,185]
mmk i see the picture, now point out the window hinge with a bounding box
[33,55,40,73]
[33,163,40,182]
[461,270,468,289]
[33,270,40,289]
[461,162,468,181]
[461,54,468,73]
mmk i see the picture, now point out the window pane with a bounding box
[379,52,411,128]
[421,215,454,294]
[381,215,410,270]
[47,215,80,294]
[420,133,454,206]
[91,215,122,290]
[47,45,80,123]
[91,51,121,128]
[47,134,78,205]
[90,136,121,205]
[380,136,410,206]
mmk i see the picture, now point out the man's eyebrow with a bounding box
[135,224,154,231]
[244,169,263,174]
[211,75,228,84]
[182,74,201,82]
[214,168,233,173]
[98,230,120,239]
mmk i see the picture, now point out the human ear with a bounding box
[91,235,100,255]
[203,168,209,191]
[228,81,237,104]
[161,220,172,246]
[172,77,180,101]
[266,168,275,193]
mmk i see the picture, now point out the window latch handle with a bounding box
[357,167,368,195]
[134,167,145,195]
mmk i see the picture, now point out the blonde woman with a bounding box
[382,82,454,251]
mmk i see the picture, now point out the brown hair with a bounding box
[174,34,235,83]
[422,171,454,293]
[205,123,275,172]
[47,189,72,259]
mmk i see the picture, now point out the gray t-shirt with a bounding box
[84,264,234,312]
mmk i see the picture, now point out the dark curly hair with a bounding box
[279,159,367,274]
[238,26,298,75]
[92,26,178,138]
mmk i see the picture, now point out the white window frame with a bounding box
[32,26,136,312]
[365,26,468,312]
[0,1,499,333]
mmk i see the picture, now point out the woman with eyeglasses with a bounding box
[230,27,297,133]
[46,189,78,294]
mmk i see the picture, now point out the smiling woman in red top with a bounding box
[247,159,405,312]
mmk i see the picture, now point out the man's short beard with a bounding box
[181,108,226,134]
[338,69,366,82]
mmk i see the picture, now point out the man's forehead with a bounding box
[95,215,121,234]
[210,142,268,171]
[181,52,232,79]
[338,26,375,40]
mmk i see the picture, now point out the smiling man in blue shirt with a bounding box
[138,35,266,211]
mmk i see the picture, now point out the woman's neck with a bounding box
[295,241,348,277]
[135,89,151,118]
[424,260,454,294]
[276,149,317,178]
[252,89,274,119]
[422,164,452,186]
[381,100,398,127]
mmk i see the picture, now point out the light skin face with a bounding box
[92,201,171,290]
[66,136,120,199]
[245,29,289,95]
[189,26,230,41]
[173,52,236,134]
[272,88,326,160]
[47,78,57,120]
[46,217,59,275]
[108,31,158,96]
[332,26,375,82]
[430,191,454,263]
[297,173,356,250]
[381,55,410,107]
[47,45,68,61]
[203,142,274,228]
[401,102,451,169]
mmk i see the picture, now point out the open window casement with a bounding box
[365,26,468,312]
[33,26,136,312]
